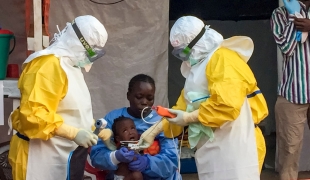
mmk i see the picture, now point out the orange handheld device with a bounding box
[152,106,176,118]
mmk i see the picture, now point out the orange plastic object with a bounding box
[143,140,160,155]
[153,106,176,118]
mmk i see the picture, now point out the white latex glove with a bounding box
[55,123,97,148]
[138,121,163,149]
[74,129,98,148]
[167,109,199,126]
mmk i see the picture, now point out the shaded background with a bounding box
[170,0,278,21]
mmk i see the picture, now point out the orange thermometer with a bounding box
[152,106,176,118]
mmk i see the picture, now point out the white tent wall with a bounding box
[48,0,169,120]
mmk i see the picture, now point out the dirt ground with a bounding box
[181,133,310,180]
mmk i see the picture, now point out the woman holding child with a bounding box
[90,74,181,180]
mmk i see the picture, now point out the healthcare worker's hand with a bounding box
[138,121,163,149]
[54,123,98,148]
[128,154,149,172]
[283,0,300,14]
[166,109,199,126]
[115,147,135,163]
[98,129,117,150]
[74,129,98,148]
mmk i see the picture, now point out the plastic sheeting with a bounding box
[49,0,169,119]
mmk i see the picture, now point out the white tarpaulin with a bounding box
[49,0,169,119]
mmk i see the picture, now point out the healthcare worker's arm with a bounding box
[270,7,298,56]
[162,90,187,138]
[198,48,257,127]
[13,55,67,140]
[90,112,119,170]
[142,133,179,178]
[247,87,269,124]
[139,91,186,147]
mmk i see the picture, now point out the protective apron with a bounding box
[181,48,259,180]
[25,56,93,180]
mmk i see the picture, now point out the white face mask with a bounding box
[186,55,203,67]
[188,57,199,67]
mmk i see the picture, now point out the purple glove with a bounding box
[115,147,135,163]
[128,154,149,172]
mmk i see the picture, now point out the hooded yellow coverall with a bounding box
[162,48,268,173]
[8,56,68,180]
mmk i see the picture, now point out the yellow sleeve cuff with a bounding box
[54,123,79,140]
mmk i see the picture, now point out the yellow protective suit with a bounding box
[8,55,68,180]
[163,48,268,173]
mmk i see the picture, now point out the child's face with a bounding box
[115,119,139,142]
[127,81,155,118]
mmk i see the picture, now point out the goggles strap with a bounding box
[72,20,96,57]
[187,26,206,49]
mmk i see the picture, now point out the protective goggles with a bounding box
[72,20,106,63]
[171,26,206,61]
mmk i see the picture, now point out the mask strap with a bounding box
[71,20,96,58]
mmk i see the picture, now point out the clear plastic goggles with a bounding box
[87,46,106,63]
[171,45,192,61]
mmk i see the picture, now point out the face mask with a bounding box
[185,56,202,67]
[77,58,91,67]
[75,56,93,72]
[189,57,199,66]
[75,46,106,72]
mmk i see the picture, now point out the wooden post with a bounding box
[33,0,43,51]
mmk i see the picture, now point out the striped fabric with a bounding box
[271,3,310,104]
